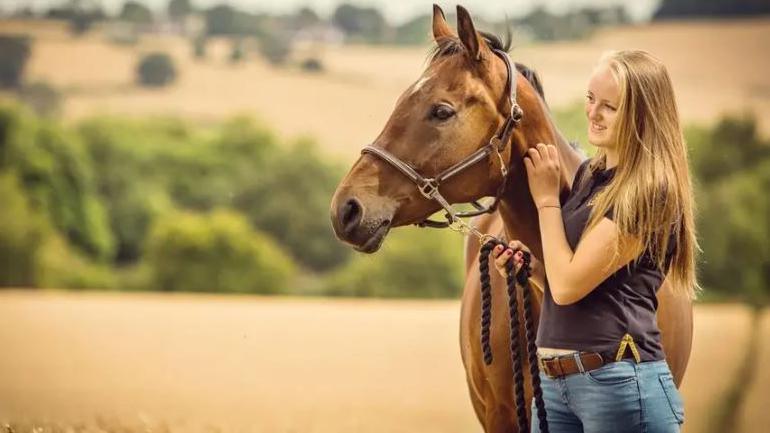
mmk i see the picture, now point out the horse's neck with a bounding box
[498,95,584,261]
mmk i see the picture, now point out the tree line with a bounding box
[0,100,767,303]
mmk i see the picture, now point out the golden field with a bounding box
[0,18,769,161]
[0,290,763,433]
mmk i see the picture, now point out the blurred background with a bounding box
[0,0,768,432]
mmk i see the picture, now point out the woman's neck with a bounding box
[605,147,619,170]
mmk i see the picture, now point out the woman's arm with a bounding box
[525,143,643,305]
[537,208,642,305]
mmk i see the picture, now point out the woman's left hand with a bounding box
[524,143,561,209]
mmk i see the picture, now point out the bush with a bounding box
[204,4,264,36]
[234,138,350,271]
[136,52,177,87]
[259,33,291,65]
[146,210,295,294]
[78,117,186,262]
[192,35,207,59]
[168,0,192,21]
[17,82,63,117]
[119,0,153,25]
[300,57,324,73]
[37,234,116,290]
[0,104,114,260]
[0,172,48,287]
[687,114,770,303]
[324,227,464,298]
[0,35,31,88]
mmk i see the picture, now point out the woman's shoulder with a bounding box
[572,158,592,189]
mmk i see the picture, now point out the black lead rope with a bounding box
[479,239,549,433]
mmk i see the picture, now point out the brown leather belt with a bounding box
[537,351,620,379]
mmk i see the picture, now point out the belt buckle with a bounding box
[537,356,554,378]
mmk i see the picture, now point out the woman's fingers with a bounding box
[527,147,542,165]
[490,242,527,278]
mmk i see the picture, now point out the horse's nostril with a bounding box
[340,198,362,235]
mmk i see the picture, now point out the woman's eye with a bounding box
[431,104,456,121]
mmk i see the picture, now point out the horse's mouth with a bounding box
[354,222,391,254]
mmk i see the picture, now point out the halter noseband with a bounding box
[360,48,523,230]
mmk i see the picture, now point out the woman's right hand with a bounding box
[490,240,533,279]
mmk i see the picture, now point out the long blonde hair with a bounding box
[583,50,701,300]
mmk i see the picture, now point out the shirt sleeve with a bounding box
[573,159,590,189]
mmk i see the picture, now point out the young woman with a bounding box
[491,50,699,432]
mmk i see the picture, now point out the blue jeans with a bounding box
[530,359,685,433]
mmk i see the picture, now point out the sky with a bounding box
[4,0,662,24]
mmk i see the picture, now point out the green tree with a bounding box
[0,105,114,260]
[168,0,192,21]
[394,14,431,45]
[325,227,464,298]
[0,172,48,287]
[136,52,177,87]
[78,117,185,263]
[332,3,387,43]
[204,4,263,36]
[119,0,153,24]
[233,138,350,271]
[146,209,295,293]
[17,82,63,118]
[293,7,320,29]
[258,33,291,65]
[687,114,770,303]
[192,34,207,59]
[654,0,770,19]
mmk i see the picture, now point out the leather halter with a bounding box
[360,48,523,229]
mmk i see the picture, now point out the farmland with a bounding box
[0,291,764,433]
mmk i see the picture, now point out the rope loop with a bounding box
[478,238,549,433]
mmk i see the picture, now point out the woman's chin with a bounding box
[587,133,609,148]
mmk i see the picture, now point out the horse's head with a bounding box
[331,5,536,253]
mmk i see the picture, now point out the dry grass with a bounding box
[0,291,764,433]
[0,19,769,161]
[736,308,770,433]
[678,304,755,433]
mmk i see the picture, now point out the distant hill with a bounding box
[654,0,770,20]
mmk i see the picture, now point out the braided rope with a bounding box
[521,265,549,432]
[505,258,528,432]
[479,243,495,365]
[479,239,549,433]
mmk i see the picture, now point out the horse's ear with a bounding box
[456,5,487,61]
[432,4,453,40]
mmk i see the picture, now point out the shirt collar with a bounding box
[591,165,617,183]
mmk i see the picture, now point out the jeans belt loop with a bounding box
[573,352,585,374]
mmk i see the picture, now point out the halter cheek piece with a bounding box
[360,48,523,230]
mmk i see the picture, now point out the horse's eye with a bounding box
[431,104,456,121]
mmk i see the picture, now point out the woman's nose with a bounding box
[588,104,601,122]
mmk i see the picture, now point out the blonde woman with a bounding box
[491,50,699,432]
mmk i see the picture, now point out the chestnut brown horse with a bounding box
[330,5,693,432]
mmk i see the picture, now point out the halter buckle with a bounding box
[418,179,439,199]
[490,136,505,152]
[511,103,524,123]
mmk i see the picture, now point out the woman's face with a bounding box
[585,63,620,149]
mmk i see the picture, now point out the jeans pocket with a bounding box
[585,361,637,385]
[658,373,685,424]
